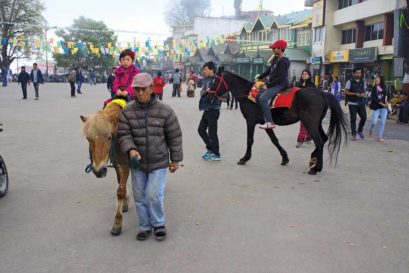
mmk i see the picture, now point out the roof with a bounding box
[274,9,312,26]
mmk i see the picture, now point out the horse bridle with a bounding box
[207,72,229,96]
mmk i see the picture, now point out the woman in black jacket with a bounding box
[296,70,316,147]
[369,75,389,142]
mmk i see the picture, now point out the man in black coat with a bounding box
[18,66,30,99]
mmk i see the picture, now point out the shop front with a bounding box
[328,50,351,84]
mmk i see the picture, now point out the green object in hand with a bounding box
[130,155,139,169]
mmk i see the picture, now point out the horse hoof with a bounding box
[308,168,317,175]
[122,204,128,212]
[237,159,247,165]
[281,158,289,165]
[110,227,122,236]
[309,158,317,168]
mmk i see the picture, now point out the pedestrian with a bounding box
[397,95,409,124]
[118,73,183,241]
[344,68,367,141]
[295,69,316,148]
[1,66,8,87]
[29,63,44,100]
[76,68,84,94]
[198,61,222,161]
[68,68,77,97]
[112,49,140,100]
[17,66,30,99]
[171,68,182,97]
[107,67,116,98]
[187,77,196,97]
[368,75,389,142]
[330,76,342,103]
[89,70,96,85]
[256,40,290,129]
[153,71,165,100]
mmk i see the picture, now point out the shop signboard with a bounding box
[349,47,377,63]
[329,50,349,63]
[234,57,251,64]
[253,57,264,64]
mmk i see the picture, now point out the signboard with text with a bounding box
[349,47,377,63]
[329,50,349,63]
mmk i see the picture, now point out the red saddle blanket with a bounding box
[272,87,301,109]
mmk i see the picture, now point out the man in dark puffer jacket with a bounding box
[118,73,183,241]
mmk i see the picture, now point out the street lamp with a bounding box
[44,26,57,80]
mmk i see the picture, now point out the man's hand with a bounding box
[129,149,141,160]
[129,150,141,169]
[169,161,179,173]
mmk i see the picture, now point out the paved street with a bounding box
[0,82,408,273]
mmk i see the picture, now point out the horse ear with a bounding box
[217,65,224,74]
[80,115,88,123]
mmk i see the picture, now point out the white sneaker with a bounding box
[296,142,303,148]
[259,122,275,129]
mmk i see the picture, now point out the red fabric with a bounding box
[272,87,300,109]
[153,76,165,94]
[297,122,311,142]
[269,40,287,49]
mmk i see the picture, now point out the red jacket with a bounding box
[153,76,165,94]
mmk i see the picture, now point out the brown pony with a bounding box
[80,101,129,236]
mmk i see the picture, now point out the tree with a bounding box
[53,16,117,74]
[0,0,46,68]
[164,0,211,27]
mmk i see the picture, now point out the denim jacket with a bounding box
[199,76,221,111]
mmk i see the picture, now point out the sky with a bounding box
[42,0,307,42]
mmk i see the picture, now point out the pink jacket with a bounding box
[112,65,140,99]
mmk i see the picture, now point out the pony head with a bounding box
[81,112,114,178]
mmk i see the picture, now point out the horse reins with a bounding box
[207,72,229,96]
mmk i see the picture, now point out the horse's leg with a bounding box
[111,164,130,236]
[238,119,256,165]
[265,129,289,165]
[306,128,324,175]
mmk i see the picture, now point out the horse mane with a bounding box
[82,110,113,138]
[224,71,253,85]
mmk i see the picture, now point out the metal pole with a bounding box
[45,27,48,79]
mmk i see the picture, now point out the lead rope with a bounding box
[85,150,93,173]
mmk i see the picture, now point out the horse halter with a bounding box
[207,72,229,96]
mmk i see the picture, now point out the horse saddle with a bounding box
[248,85,301,109]
[271,87,301,109]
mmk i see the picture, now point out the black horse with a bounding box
[210,70,348,175]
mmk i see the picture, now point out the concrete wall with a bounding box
[333,0,400,26]
[193,17,246,39]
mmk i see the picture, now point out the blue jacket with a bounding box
[199,76,221,111]
[29,69,44,83]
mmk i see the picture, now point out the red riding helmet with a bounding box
[269,40,287,50]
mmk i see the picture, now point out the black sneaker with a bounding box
[153,226,167,241]
[136,230,151,241]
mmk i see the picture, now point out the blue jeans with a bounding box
[256,85,284,123]
[370,108,388,137]
[131,168,167,231]
[77,81,82,93]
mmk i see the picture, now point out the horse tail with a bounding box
[324,92,349,165]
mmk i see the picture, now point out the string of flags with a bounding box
[0,33,236,61]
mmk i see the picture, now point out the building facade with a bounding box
[307,0,408,86]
